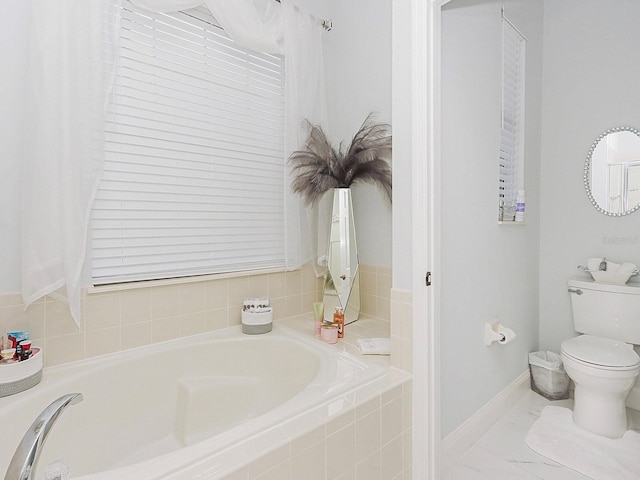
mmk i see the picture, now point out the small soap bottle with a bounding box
[333,307,345,338]
[515,190,525,222]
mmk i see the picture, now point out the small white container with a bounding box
[241,309,273,335]
[0,347,43,397]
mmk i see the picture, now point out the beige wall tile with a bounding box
[356,452,381,480]
[335,468,356,480]
[381,396,403,445]
[84,292,120,331]
[360,264,376,273]
[227,277,249,307]
[121,288,152,325]
[0,293,23,307]
[205,308,228,331]
[380,435,403,480]
[301,292,316,314]
[248,274,269,298]
[26,303,47,339]
[402,388,412,433]
[402,429,412,471]
[251,460,290,480]
[86,327,120,358]
[356,410,381,463]
[179,282,205,315]
[180,311,206,336]
[377,297,390,322]
[205,279,228,309]
[300,264,317,294]
[152,315,180,343]
[46,333,85,366]
[248,444,290,479]
[382,384,403,405]
[360,270,376,297]
[267,272,286,298]
[376,272,391,299]
[285,270,301,296]
[291,426,325,455]
[0,303,46,341]
[228,306,242,326]
[360,293,377,317]
[284,294,302,318]
[121,321,152,350]
[292,441,325,480]
[326,408,355,437]
[327,423,356,480]
[270,297,286,321]
[356,396,380,419]
[45,300,79,337]
[152,285,180,319]
[0,262,395,374]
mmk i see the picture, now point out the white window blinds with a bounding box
[93,1,286,285]
[498,14,526,216]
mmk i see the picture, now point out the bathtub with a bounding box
[0,323,394,479]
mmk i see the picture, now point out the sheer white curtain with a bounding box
[21,0,118,327]
[21,0,328,328]
[131,0,329,272]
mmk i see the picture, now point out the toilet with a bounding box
[561,279,640,438]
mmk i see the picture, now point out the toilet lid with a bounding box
[561,335,640,368]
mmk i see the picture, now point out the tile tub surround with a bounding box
[390,289,412,372]
[360,265,392,322]
[0,264,391,367]
[207,315,413,480]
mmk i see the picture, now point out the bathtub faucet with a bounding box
[4,393,83,480]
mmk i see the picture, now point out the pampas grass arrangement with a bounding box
[288,113,392,206]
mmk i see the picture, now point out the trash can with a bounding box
[528,351,571,400]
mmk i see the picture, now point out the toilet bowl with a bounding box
[561,334,640,438]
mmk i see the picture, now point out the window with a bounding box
[93,1,286,284]
[498,12,526,221]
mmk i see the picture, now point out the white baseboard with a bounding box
[441,370,530,472]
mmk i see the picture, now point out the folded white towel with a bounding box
[619,262,637,274]
[356,338,391,355]
[587,257,603,271]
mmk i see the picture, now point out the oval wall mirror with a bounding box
[585,126,640,216]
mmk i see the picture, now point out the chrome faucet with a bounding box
[4,393,83,480]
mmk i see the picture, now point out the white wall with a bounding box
[321,0,393,269]
[0,0,30,293]
[539,0,640,353]
[391,0,413,290]
[440,0,543,437]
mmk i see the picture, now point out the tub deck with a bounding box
[1,315,409,480]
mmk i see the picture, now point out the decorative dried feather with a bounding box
[288,113,392,206]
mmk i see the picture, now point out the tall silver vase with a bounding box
[323,188,360,324]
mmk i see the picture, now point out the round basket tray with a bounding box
[0,347,43,397]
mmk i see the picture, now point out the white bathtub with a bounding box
[0,324,390,479]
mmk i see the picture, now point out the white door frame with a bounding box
[411,1,450,479]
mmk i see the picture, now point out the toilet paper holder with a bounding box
[484,321,516,346]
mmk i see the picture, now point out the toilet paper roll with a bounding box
[497,326,516,344]
[484,321,517,346]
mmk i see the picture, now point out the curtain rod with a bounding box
[273,0,332,31]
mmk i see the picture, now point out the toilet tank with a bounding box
[568,278,640,344]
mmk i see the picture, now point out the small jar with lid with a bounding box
[320,322,338,344]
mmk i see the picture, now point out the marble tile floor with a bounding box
[443,389,640,480]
